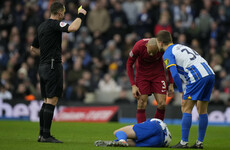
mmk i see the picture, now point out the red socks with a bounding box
[137,108,165,123]
[137,109,146,123]
[154,108,165,121]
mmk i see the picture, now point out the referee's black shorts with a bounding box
[38,63,63,98]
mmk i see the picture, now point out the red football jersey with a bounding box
[126,39,173,86]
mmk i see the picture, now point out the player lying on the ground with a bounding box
[94,118,171,147]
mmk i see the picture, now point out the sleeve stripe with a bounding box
[166,64,176,69]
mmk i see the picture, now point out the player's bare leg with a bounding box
[137,95,148,123]
[181,99,196,113]
[41,97,63,143]
[196,101,208,114]
[127,139,136,147]
[153,93,166,120]
[190,101,208,149]
[114,125,137,139]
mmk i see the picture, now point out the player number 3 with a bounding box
[161,81,166,89]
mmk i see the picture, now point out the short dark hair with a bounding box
[156,30,173,45]
[50,2,64,15]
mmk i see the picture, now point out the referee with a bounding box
[30,2,86,143]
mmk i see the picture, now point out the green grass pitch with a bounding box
[0,121,230,150]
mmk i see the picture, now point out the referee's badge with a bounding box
[164,59,169,66]
[129,51,133,57]
[60,22,67,27]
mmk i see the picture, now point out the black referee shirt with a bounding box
[32,19,69,64]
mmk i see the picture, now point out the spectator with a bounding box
[91,67,102,90]
[0,82,12,100]
[190,39,203,56]
[122,0,138,26]
[203,0,219,19]
[108,62,118,80]
[154,10,172,36]
[0,30,8,48]
[148,0,160,28]
[69,84,86,102]
[210,21,219,40]
[110,1,128,25]
[102,40,121,65]
[89,38,104,58]
[209,90,225,106]
[195,9,213,48]
[66,58,83,86]
[222,39,230,60]
[117,73,131,90]
[14,83,27,99]
[87,0,111,38]
[108,17,127,40]
[0,46,9,69]
[177,4,193,30]
[26,56,37,86]
[113,34,123,50]
[136,2,152,38]
[226,98,230,107]
[171,0,181,22]
[0,0,14,32]
[220,75,230,94]
[98,73,121,92]
[62,13,74,42]
[0,71,11,90]
[186,21,200,43]
[177,33,187,45]
[78,70,94,92]
[216,6,227,43]
[75,26,93,46]
[78,48,92,69]
[114,90,131,104]
[224,0,230,25]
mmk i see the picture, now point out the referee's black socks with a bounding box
[43,104,55,138]
[39,103,47,136]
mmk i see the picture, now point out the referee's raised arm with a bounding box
[68,7,87,32]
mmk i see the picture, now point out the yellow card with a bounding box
[78,5,82,11]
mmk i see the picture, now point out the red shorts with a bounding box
[136,76,167,95]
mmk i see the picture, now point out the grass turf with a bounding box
[0,121,229,150]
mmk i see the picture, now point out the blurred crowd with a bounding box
[0,0,230,105]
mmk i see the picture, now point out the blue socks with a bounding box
[181,113,192,142]
[115,131,127,141]
[181,113,208,143]
[198,114,208,142]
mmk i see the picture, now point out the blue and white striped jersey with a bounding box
[163,44,214,84]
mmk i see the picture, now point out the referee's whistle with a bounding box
[51,58,54,70]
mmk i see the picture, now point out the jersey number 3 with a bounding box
[161,81,166,89]
[181,48,199,60]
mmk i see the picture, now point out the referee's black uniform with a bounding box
[32,19,70,143]
[31,2,86,143]
[32,19,69,98]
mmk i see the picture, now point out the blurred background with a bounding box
[0,0,230,123]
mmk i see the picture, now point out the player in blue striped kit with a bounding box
[155,30,215,149]
[94,118,172,147]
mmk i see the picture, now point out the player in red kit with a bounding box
[126,38,174,123]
